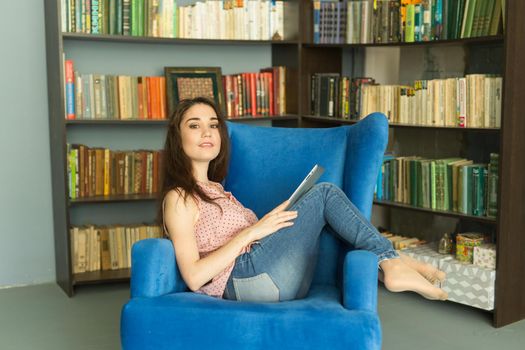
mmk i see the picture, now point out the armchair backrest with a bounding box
[224,113,388,286]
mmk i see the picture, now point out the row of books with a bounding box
[223,67,287,118]
[64,60,167,120]
[311,73,503,128]
[67,144,163,199]
[375,153,499,217]
[310,74,374,119]
[313,0,504,44]
[359,75,503,128]
[70,224,163,273]
[61,0,285,41]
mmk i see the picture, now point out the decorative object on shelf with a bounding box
[165,66,226,118]
[455,233,485,263]
[474,244,497,270]
[438,233,453,254]
[440,259,496,311]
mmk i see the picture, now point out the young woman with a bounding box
[160,97,448,302]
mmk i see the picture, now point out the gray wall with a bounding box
[0,1,274,288]
[0,1,55,287]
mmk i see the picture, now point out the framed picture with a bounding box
[164,66,226,118]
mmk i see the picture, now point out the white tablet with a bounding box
[286,164,325,209]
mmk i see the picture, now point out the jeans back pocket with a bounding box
[232,273,280,302]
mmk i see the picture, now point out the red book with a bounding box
[159,77,166,119]
[250,73,257,116]
[267,72,274,116]
[232,75,239,118]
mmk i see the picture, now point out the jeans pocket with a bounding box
[232,273,280,302]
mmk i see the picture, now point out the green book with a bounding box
[405,4,415,42]
[430,160,437,210]
[489,0,502,36]
[421,160,431,209]
[471,0,485,37]
[410,159,419,207]
[461,0,477,38]
[472,164,487,216]
[416,159,424,208]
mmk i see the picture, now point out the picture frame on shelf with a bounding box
[164,66,226,118]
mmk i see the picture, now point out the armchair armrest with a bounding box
[342,250,378,312]
[130,238,187,298]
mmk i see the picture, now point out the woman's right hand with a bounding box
[246,200,298,241]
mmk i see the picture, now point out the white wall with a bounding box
[0,0,56,287]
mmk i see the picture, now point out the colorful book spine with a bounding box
[65,59,76,120]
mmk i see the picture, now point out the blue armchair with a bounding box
[121,113,389,350]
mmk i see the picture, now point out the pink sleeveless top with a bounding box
[193,181,258,298]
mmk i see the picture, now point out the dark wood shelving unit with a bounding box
[65,115,299,126]
[73,268,130,286]
[69,193,158,205]
[373,200,497,224]
[302,115,501,132]
[302,35,504,48]
[44,0,525,327]
[62,32,300,46]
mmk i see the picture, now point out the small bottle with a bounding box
[438,233,453,254]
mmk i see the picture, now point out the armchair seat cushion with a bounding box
[121,285,381,350]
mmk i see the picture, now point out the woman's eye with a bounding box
[211,124,219,129]
[189,124,199,129]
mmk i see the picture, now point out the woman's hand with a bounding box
[246,200,298,241]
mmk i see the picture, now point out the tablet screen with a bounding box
[286,164,325,209]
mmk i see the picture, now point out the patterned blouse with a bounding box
[193,181,258,297]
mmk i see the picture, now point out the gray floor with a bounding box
[0,283,524,350]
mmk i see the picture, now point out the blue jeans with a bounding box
[223,182,398,302]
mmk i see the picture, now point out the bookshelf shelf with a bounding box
[73,268,130,286]
[65,115,299,126]
[302,35,504,48]
[62,32,299,46]
[302,116,501,132]
[69,194,158,205]
[373,200,497,224]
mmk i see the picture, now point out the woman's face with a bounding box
[179,103,222,164]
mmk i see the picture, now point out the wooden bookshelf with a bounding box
[302,35,504,48]
[297,0,525,328]
[73,268,130,286]
[65,115,299,126]
[69,194,158,205]
[44,0,525,327]
[63,32,300,46]
[373,200,497,225]
[302,116,501,132]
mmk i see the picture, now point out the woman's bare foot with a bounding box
[399,253,446,284]
[380,258,448,301]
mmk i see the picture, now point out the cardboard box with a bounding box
[473,244,497,270]
[440,259,496,311]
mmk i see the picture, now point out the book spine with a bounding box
[65,60,75,120]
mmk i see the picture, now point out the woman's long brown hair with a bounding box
[157,97,230,231]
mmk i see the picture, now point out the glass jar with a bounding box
[438,233,453,254]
